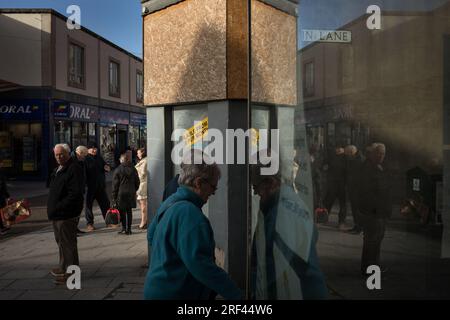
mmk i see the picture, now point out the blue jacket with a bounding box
[144,186,242,300]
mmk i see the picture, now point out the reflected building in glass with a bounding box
[142,0,450,299]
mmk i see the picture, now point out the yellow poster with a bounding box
[183,117,208,146]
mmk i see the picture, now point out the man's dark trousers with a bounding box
[52,217,79,271]
[360,214,386,272]
[85,187,110,225]
[324,181,347,223]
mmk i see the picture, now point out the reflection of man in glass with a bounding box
[358,143,391,274]
[250,151,328,300]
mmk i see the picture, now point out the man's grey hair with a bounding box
[178,150,221,187]
[76,145,88,155]
[54,143,71,154]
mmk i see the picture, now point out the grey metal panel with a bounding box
[146,107,167,218]
[141,0,185,16]
[258,0,298,16]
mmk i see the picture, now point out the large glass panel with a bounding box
[248,0,450,301]
[173,105,209,216]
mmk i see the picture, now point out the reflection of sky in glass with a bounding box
[298,0,449,48]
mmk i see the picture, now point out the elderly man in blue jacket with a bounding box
[144,151,242,300]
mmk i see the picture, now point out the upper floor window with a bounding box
[136,71,144,103]
[303,61,315,97]
[68,41,85,89]
[109,59,121,98]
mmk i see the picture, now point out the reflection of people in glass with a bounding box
[323,146,347,230]
[358,143,391,274]
[344,145,364,234]
[251,151,328,300]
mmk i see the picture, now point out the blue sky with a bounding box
[0,0,142,58]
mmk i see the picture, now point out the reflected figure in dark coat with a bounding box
[344,145,364,234]
[323,146,347,229]
[358,143,391,274]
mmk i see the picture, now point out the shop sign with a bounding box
[0,100,44,121]
[53,101,99,122]
[99,108,129,125]
[130,113,147,126]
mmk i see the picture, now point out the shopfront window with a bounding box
[139,126,147,149]
[72,121,88,149]
[129,125,140,149]
[54,121,71,146]
[100,125,117,168]
[88,123,96,143]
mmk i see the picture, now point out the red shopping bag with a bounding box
[0,199,32,227]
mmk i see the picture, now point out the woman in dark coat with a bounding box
[0,172,11,234]
[112,152,140,235]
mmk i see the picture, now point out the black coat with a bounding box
[112,163,140,209]
[358,160,392,218]
[47,158,84,221]
[85,154,107,190]
[71,155,87,189]
[0,173,10,209]
[325,152,346,184]
[162,174,180,201]
[346,152,364,189]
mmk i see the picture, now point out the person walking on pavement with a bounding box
[47,144,84,284]
[112,152,140,235]
[72,146,88,236]
[144,150,242,300]
[344,145,364,234]
[135,148,148,230]
[0,170,11,235]
[84,142,111,232]
[323,146,347,230]
[358,143,391,275]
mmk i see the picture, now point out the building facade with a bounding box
[0,9,146,180]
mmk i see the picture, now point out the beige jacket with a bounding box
[135,158,148,200]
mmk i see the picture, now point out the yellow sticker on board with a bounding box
[183,117,209,146]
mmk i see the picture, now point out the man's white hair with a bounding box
[54,143,71,154]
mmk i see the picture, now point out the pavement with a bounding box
[0,206,148,300]
[1,178,450,300]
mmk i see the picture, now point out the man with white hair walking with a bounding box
[47,144,84,284]
[144,150,242,300]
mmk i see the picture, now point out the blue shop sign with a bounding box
[53,101,99,122]
[99,108,129,125]
[130,113,147,126]
[0,100,45,121]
